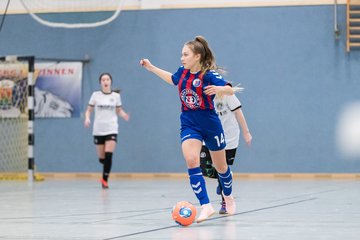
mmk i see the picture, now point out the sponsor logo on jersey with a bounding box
[216,102,224,111]
[180,89,202,110]
[97,105,115,110]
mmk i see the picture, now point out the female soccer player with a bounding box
[84,73,129,189]
[200,93,252,214]
[140,36,238,222]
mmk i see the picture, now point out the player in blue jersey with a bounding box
[140,36,239,223]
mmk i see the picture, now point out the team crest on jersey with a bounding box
[216,102,224,111]
[180,89,202,109]
[192,78,201,87]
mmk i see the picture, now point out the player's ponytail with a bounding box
[215,83,244,99]
[194,36,217,73]
[186,36,224,75]
[232,83,244,93]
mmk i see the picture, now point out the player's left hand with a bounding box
[204,85,222,96]
[243,132,252,146]
[123,112,130,121]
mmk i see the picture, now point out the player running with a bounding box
[140,36,240,222]
[84,73,129,189]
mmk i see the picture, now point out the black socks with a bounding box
[102,152,113,181]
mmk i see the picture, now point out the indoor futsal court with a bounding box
[1,0,360,239]
[1,177,360,239]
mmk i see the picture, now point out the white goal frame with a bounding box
[0,55,35,182]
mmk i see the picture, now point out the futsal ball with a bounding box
[171,201,197,226]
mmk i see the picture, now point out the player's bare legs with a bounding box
[209,150,227,173]
[105,140,116,153]
[96,144,105,160]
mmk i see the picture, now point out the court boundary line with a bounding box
[103,197,317,240]
[37,172,360,180]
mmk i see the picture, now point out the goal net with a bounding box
[0,56,39,181]
[19,0,128,29]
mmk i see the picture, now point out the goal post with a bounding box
[0,56,41,182]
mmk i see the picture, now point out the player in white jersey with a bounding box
[200,93,252,213]
[84,73,129,188]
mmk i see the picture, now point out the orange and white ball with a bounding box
[171,201,197,226]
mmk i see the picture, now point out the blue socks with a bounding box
[188,167,209,205]
[218,167,232,196]
[188,166,232,204]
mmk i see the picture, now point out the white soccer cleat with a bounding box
[196,203,215,223]
[223,193,236,215]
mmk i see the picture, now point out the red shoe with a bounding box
[100,178,109,189]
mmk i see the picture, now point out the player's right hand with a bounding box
[140,58,152,70]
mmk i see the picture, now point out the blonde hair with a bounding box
[185,36,218,74]
[232,83,244,93]
[215,83,244,99]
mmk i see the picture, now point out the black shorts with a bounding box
[200,146,237,178]
[225,148,237,165]
[93,134,117,145]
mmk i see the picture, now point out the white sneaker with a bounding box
[223,193,236,215]
[196,203,215,223]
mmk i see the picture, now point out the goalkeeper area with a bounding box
[0,56,42,181]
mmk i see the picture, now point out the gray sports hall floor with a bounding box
[0,177,359,240]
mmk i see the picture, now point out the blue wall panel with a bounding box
[1,5,359,173]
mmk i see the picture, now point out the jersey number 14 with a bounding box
[214,133,225,147]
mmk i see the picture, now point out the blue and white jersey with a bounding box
[171,67,230,112]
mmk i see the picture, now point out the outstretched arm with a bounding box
[140,59,174,85]
[234,108,252,146]
[204,85,235,96]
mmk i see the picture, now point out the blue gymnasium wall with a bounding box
[1,5,360,173]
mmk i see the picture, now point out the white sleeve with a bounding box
[117,93,122,107]
[88,92,96,106]
[227,95,241,111]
